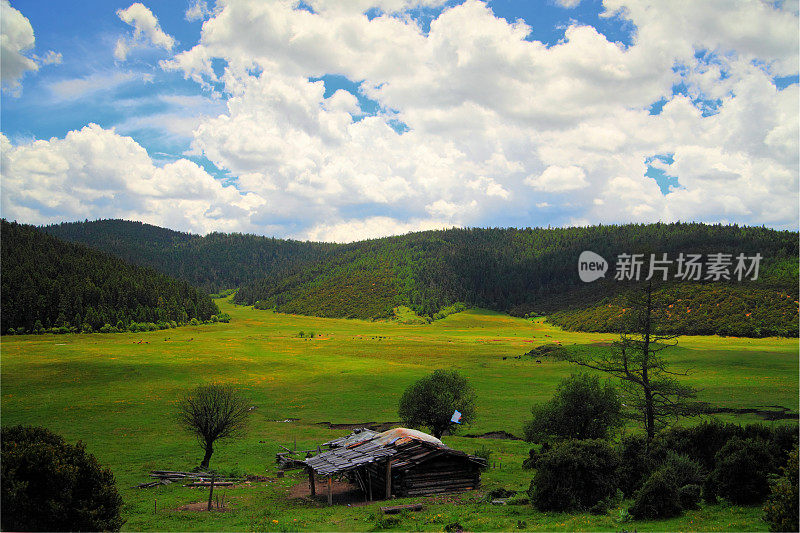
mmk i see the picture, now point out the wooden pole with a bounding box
[327,476,333,506]
[367,470,373,501]
[308,467,316,497]
[207,473,215,511]
[385,460,392,499]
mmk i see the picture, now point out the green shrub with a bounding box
[1,425,124,531]
[616,435,653,497]
[529,439,619,512]
[662,451,705,488]
[678,484,702,510]
[629,467,682,520]
[652,420,742,470]
[628,452,704,520]
[711,436,774,504]
[523,372,622,443]
[763,446,799,532]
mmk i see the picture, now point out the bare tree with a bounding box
[177,383,251,469]
[556,281,700,441]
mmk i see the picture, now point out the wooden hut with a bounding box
[303,427,487,504]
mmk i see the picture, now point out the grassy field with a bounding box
[2,297,797,531]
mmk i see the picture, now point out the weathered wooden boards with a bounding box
[137,470,242,488]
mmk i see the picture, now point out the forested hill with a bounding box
[233,223,798,337]
[1,221,219,335]
[41,219,338,293]
[33,219,799,337]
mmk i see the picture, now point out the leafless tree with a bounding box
[556,281,701,441]
[177,383,251,469]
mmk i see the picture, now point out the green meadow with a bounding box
[2,297,797,531]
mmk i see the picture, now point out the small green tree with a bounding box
[1,425,124,531]
[178,383,251,469]
[523,372,622,442]
[398,370,476,438]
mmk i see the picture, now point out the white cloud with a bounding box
[555,0,581,8]
[185,0,212,22]
[4,0,798,238]
[467,176,510,199]
[115,3,175,61]
[148,0,800,233]
[526,166,589,192]
[48,71,142,101]
[0,0,60,94]
[304,216,452,243]
[1,124,263,235]
[1,0,37,93]
[36,50,62,66]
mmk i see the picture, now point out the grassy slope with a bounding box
[1,299,797,531]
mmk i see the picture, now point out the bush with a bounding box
[616,435,654,497]
[763,446,799,533]
[678,484,702,510]
[661,451,705,488]
[628,452,704,520]
[652,420,741,470]
[528,439,619,512]
[629,468,682,520]
[765,424,799,467]
[523,373,621,443]
[711,436,774,504]
[1,425,124,531]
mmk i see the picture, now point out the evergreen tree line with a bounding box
[30,219,799,337]
[41,219,337,293]
[1,221,220,335]
[234,223,798,336]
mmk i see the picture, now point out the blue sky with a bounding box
[1,0,797,241]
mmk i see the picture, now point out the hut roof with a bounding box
[304,427,484,476]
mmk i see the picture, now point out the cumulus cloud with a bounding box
[1,124,263,234]
[115,3,175,61]
[1,0,37,92]
[304,216,452,243]
[1,0,61,94]
[4,0,798,238]
[526,166,589,192]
